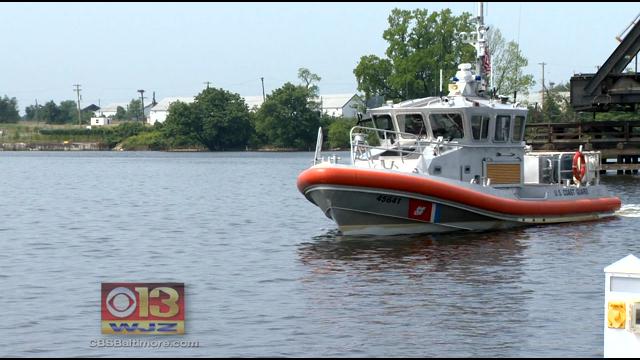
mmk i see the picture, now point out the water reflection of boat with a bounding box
[296,4,620,236]
[296,229,533,355]
[298,229,529,284]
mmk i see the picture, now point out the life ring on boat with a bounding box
[572,150,587,183]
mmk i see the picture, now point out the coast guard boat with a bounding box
[297,4,621,236]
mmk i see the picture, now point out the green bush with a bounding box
[327,118,355,149]
[119,131,168,150]
[38,122,153,147]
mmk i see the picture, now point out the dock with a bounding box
[526,120,640,174]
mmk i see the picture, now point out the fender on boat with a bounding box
[297,166,621,216]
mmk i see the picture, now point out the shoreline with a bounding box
[0,142,319,152]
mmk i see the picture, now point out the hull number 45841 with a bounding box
[377,195,402,204]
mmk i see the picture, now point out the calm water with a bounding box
[0,151,638,357]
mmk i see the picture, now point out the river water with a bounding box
[0,151,638,357]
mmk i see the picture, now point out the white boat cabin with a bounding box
[348,65,600,189]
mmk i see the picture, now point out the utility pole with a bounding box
[204,81,211,89]
[260,77,265,102]
[538,62,546,108]
[35,99,39,125]
[137,89,145,124]
[73,84,82,125]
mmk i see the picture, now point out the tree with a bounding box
[58,100,78,124]
[298,68,321,96]
[114,106,127,120]
[354,8,475,102]
[327,118,355,149]
[254,82,321,149]
[353,55,395,100]
[81,110,95,124]
[41,101,60,124]
[24,103,42,121]
[163,87,252,151]
[124,99,143,121]
[35,100,82,124]
[542,91,564,123]
[487,28,535,100]
[0,96,20,123]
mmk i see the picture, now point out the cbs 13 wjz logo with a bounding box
[101,283,185,335]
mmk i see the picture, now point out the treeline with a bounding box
[23,100,94,124]
[0,96,20,123]
[7,68,357,151]
[0,96,149,125]
[109,99,145,121]
[0,97,96,124]
[526,82,640,123]
[145,73,355,151]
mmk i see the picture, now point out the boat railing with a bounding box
[313,127,323,165]
[349,125,464,166]
[523,150,602,186]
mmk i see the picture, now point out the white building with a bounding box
[243,96,264,111]
[143,101,155,120]
[148,97,195,124]
[97,102,128,117]
[519,91,570,109]
[90,117,112,126]
[241,93,364,118]
[318,93,363,118]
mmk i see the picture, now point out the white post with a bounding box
[604,254,640,357]
[439,69,443,96]
[490,59,494,91]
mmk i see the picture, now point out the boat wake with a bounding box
[616,204,640,217]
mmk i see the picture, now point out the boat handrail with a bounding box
[313,127,323,165]
[349,125,460,147]
[349,125,466,165]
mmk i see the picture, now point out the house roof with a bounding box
[83,104,100,112]
[150,97,195,111]
[100,102,129,112]
[317,93,361,109]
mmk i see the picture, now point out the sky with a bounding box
[0,2,638,112]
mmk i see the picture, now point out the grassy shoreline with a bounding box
[0,121,320,152]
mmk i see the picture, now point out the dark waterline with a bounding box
[0,151,638,357]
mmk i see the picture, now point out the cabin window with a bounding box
[471,115,490,141]
[429,113,464,140]
[397,113,427,137]
[494,115,511,142]
[372,114,395,141]
[512,116,525,142]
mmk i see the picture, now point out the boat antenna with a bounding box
[439,68,443,98]
[513,3,522,102]
[475,2,489,93]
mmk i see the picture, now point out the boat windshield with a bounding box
[512,116,525,142]
[372,114,395,142]
[397,113,427,138]
[495,115,511,142]
[429,113,464,140]
[471,115,490,141]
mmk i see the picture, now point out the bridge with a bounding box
[530,12,640,174]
